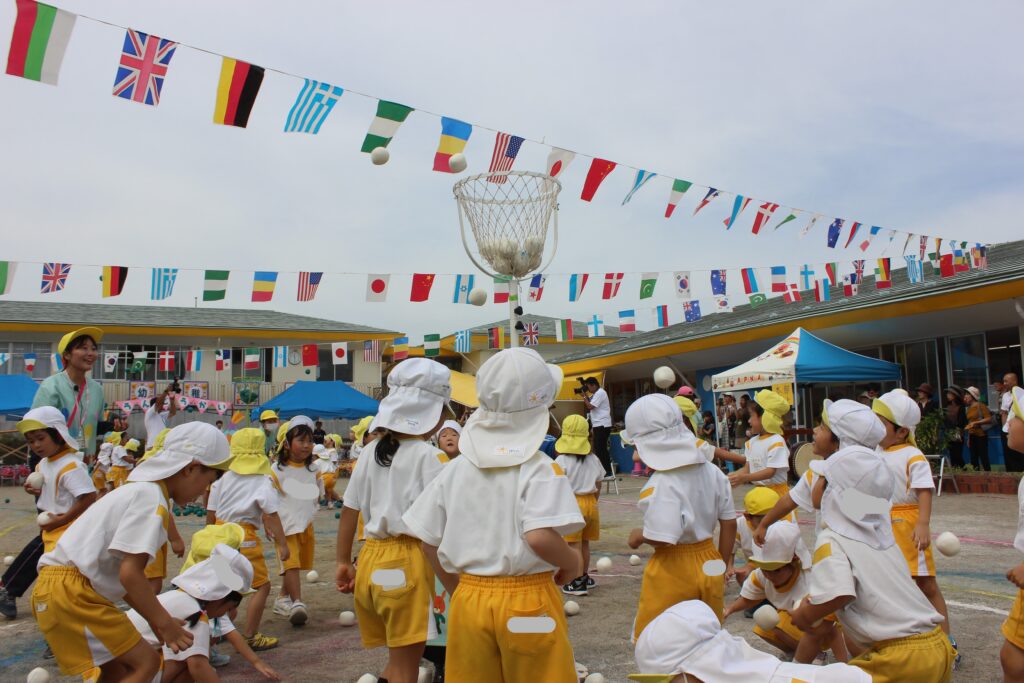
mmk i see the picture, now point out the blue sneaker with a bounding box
[949,635,961,671]
[209,647,231,667]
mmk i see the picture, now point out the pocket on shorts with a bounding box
[369,558,415,600]
[505,605,558,655]
[30,588,59,636]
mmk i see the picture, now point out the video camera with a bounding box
[168,376,181,394]
[573,377,589,396]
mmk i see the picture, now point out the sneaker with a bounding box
[561,577,588,596]
[43,645,54,659]
[0,587,16,620]
[246,632,279,651]
[209,647,231,668]
[950,635,961,670]
[584,574,596,589]
[289,600,309,626]
[272,596,293,616]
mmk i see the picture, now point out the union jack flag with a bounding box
[40,263,71,293]
[363,340,382,363]
[112,29,177,106]
[297,271,323,302]
[487,132,524,184]
[520,322,540,346]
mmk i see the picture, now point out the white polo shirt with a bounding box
[270,462,321,536]
[111,445,133,468]
[639,463,734,544]
[1003,391,1014,433]
[128,589,211,662]
[589,388,612,428]
[554,453,605,495]
[36,449,94,515]
[207,472,279,528]
[744,434,790,486]
[878,443,933,505]
[741,565,812,613]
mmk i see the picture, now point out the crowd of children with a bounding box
[10,338,1024,682]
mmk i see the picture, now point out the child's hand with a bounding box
[277,542,290,563]
[265,528,276,543]
[733,565,751,586]
[913,523,931,551]
[24,482,41,496]
[627,527,645,549]
[170,536,186,558]
[752,523,768,547]
[154,616,194,653]
[1007,563,1024,589]
[255,660,282,680]
[336,562,356,593]
[727,471,746,487]
[39,513,67,532]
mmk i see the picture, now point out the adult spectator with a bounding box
[144,384,178,445]
[259,409,279,454]
[313,419,327,445]
[943,387,967,468]
[1003,373,1024,471]
[735,394,751,450]
[582,377,613,477]
[964,386,993,471]
[866,383,882,400]
[916,383,939,416]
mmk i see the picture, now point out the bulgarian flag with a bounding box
[665,179,693,218]
[361,100,414,152]
[6,0,76,86]
[555,319,574,342]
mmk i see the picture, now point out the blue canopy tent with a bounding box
[0,374,39,417]
[251,381,379,421]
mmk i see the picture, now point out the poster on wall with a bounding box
[183,381,209,400]
[129,381,156,401]
[234,382,262,408]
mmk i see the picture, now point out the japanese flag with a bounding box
[366,274,389,302]
[331,342,348,365]
[546,148,575,178]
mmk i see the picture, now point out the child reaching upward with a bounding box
[554,413,605,596]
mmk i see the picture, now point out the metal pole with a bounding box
[508,279,520,348]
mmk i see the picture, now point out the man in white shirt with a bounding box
[144,385,178,446]
[1004,373,1023,472]
[582,377,613,477]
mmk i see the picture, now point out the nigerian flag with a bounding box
[423,333,441,357]
[361,100,414,152]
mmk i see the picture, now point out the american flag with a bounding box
[297,271,323,302]
[521,322,540,346]
[487,132,524,184]
[40,263,71,293]
[363,340,382,363]
[112,29,177,106]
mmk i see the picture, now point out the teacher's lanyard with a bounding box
[64,372,86,434]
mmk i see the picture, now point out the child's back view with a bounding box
[554,413,605,596]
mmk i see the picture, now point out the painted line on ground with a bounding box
[946,599,1009,616]
[0,520,30,539]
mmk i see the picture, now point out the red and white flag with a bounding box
[546,148,575,178]
[366,274,389,302]
[602,272,624,300]
[297,271,323,302]
[331,342,348,365]
[487,132,524,183]
[751,202,779,235]
[783,283,802,303]
[158,350,175,372]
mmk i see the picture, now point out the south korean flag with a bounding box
[104,352,118,374]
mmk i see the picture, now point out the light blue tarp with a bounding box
[251,381,378,421]
[0,374,39,416]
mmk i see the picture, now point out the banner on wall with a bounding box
[183,380,208,399]
[129,381,156,400]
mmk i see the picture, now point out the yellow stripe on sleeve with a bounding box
[639,486,655,500]
[768,442,785,451]
[551,462,565,476]
[813,542,832,565]
[436,452,450,464]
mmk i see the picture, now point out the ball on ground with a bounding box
[306,570,319,583]
[4,555,13,566]
[26,472,44,490]
[585,674,606,683]
[629,554,642,566]
[653,366,675,389]
[753,604,781,631]
[36,512,53,527]
[27,668,51,683]
[370,146,390,165]
[357,675,377,683]
[935,531,961,557]
[468,287,487,306]
[564,600,580,616]
[338,610,356,626]
[595,556,612,572]
[448,153,467,173]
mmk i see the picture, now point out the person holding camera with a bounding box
[145,380,180,446]
[582,377,614,477]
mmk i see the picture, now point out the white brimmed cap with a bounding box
[129,422,232,482]
[439,419,462,436]
[823,399,885,449]
[809,447,895,550]
[749,521,801,569]
[371,359,452,436]
[288,415,315,432]
[17,406,78,451]
[624,394,704,471]
[460,348,561,468]
[871,390,921,446]
[173,544,254,598]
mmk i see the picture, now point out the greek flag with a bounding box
[273,346,289,368]
[454,329,472,353]
[150,268,178,300]
[904,255,924,284]
[284,79,344,134]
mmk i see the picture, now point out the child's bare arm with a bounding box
[335,506,359,592]
[718,517,737,570]
[223,630,282,680]
[262,512,289,561]
[120,552,193,652]
[791,595,851,631]
[714,447,747,465]
[723,595,760,619]
[913,488,933,551]
[524,528,578,585]
[422,543,459,596]
[627,527,669,549]
[729,467,775,486]
[168,516,185,557]
[754,494,798,545]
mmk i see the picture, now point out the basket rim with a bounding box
[452,170,562,207]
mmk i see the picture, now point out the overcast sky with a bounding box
[1,0,1022,339]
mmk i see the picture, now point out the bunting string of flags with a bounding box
[3,0,978,251]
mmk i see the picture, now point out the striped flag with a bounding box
[361,100,414,152]
[453,274,475,304]
[434,117,472,172]
[527,274,546,302]
[0,262,16,296]
[454,330,472,353]
[723,195,750,229]
[51,353,63,371]
[824,263,840,286]
[665,179,692,218]
[284,79,343,134]
[487,327,504,350]
[741,268,760,295]
[618,310,636,333]
[0,353,8,368]
[860,226,883,251]
[814,279,831,303]
[185,350,202,372]
[905,255,924,283]
[493,276,511,304]
[770,266,787,293]
[555,319,574,342]
[655,305,669,328]
[102,266,128,298]
[693,188,720,216]
[751,202,779,234]
[150,268,178,300]
[844,222,862,249]
[296,271,323,302]
[423,334,441,357]
[363,340,382,363]
[243,348,260,370]
[251,271,277,302]
[580,158,617,202]
[393,337,410,361]
[874,258,892,289]
[23,353,36,372]
[213,57,264,128]
[5,0,76,85]
[203,270,229,301]
[487,132,524,183]
[622,170,656,205]
[272,346,288,368]
[568,274,588,302]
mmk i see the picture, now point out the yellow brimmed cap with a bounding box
[351,415,374,442]
[555,414,591,455]
[57,327,103,354]
[754,389,789,435]
[259,410,278,422]
[744,487,780,516]
[229,428,271,475]
[139,427,171,462]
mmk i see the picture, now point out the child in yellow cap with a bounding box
[1000,386,1024,681]
[554,413,606,597]
[206,427,289,651]
[733,488,811,586]
[716,390,793,510]
[315,444,339,508]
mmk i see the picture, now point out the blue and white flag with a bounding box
[452,274,475,304]
[0,352,8,367]
[51,353,64,371]
[569,274,588,302]
[284,79,344,134]
[904,255,924,284]
[454,329,472,353]
[622,169,656,205]
[683,300,702,323]
[150,268,178,300]
[273,346,288,368]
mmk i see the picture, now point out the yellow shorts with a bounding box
[850,626,954,683]
[144,542,168,580]
[278,525,315,574]
[891,504,935,577]
[447,573,576,683]
[322,473,337,492]
[633,538,724,640]
[564,493,600,543]
[31,566,142,676]
[354,535,435,649]
[219,520,270,589]
[40,522,71,554]
[107,466,130,489]
[91,468,107,492]
[762,482,796,522]
[1003,589,1024,649]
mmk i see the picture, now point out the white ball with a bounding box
[357,675,377,683]
[629,554,642,566]
[595,556,612,572]
[935,531,961,557]
[585,674,606,683]
[564,600,580,616]
[448,153,467,173]
[36,512,53,527]
[653,366,676,389]
[305,570,319,583]
[370,146,390,165]
[417,667,432,683]
[338,610,356,626]
[27,668,51,683]
[753,604,781,631]
[3,555,13,566]
[468,287,487,306]
[26,471,44,490]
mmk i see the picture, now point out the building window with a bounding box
[947,334,989,400]
[987,327,1023,401]
[231,348,270,382]
[317,348,353,382]
[6,341,53,378]
[896,340,940,394]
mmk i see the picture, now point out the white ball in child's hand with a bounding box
[338,610,356,626]
[584,674,606,683]
[417,666,432,683]
[653,366,675,389]
[370,146,390,165]
[935,531,961,557]
[468,287,487,307]
[753,604,781,631]
[305,570,319,583]
[4,555,14,566]
[564,600,580,616]
[356,675,377,683]
[26,668,51,683]
[448,153,467,173]
[36,512,53,527]
[595,556,612,572]
[26,472,44,490]
[629,554,642,566]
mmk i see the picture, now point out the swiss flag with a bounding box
[331,342,348,365]
[301,344,318,367]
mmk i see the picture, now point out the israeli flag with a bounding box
[273,346,289,368]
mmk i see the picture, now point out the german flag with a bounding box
[102,266,128,298]
[214,57,264,128]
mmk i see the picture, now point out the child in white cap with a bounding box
[94,431,118,493]
[626,393,736,640]
[17,406,97,553]
[630,599,871,683]
[108,432,136,489]
[872,389,954,648]
[436,420,462,460]
[791,427,955,682]
[336,358,453,683]
[33,422,233,681]
[1001,386,1024,681]
[715,390,793,512]
[315,443,339,508]
[402,348,584,683]
[555,413,605,596]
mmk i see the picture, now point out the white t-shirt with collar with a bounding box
[589,388,612,428]
[554,453,605,495]
[744,434,790,485]
[206,472,279,528]
[128,589,211,662]
[270,462,322,536]
[639,463,734,544]
[36,449,94,515]
[1003,390,1014,433]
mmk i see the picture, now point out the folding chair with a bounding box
[925,453,958,496]
[603,462,620,495]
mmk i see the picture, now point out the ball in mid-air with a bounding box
[448,153,467,173]
[370,146,390,165]
[935,531,961,557]
[653,366,675,389]
[468,287,487,306]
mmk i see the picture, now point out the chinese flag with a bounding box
[301,344,318,367]
[410,273,436,302]
[580,158,617,202]
[939,254,955,278]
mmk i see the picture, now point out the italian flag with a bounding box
[555,319,574,343]
[244,348,260,370]
[665,179,692,218]
[0,262,16,296]
[361,100,414,152]
[6,0,76,85]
